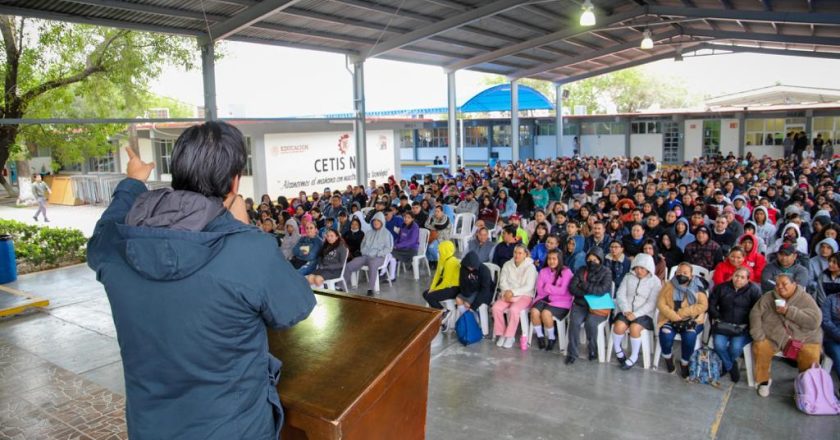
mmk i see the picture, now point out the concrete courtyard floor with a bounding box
[1,261,839,439]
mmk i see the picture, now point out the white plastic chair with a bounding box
[743,343,835,387]
[652,309,703,370]
[354,254,393,293]
[361,207,373,216]
[479,262,501,336]
[606,324,654,369]
[575,319,609,362]
[528,315,569,353]
[322,256,348,292]
[451,213,476,257]
[399,228,431,280]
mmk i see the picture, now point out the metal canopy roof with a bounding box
[2,0,840,84]
[705,84,840,106]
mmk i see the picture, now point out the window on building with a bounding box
[155,139,175,175]
[398,129,415,148]
[519,124,532,146]
[464,126,488,147]
[662,121,680,164]
[536,121,556,136]
[631,121,661,134]
[493,124,511,146]
[432,127,449,148]
[744,118,785,146]
[563,124,579,136]
[702,120,721,157]
[583,121,625,135]
[417,128,432,148]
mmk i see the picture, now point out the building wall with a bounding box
[720,119,740,157]
[630,134,663,162]
[746,145,784,159]
[684,119,703,159]
[580,135,624,157]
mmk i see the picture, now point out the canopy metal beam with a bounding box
[511,29,681,79]
[364,0,531,59]
[203,0,303,43]
[444,7,642,72]
[647,6,840,26]
[686,28,840,47]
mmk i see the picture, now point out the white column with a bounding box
[555,83,563,158]
[352,60,367,186]
[511,80,519,162]
[447,71,458,175]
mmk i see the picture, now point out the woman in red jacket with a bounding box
[737,233,765,283]
[713,246,755,286]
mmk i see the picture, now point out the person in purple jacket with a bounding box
[387,210,420,280]
[529,249,574,351]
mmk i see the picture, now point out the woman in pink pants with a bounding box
[493,244,538,349]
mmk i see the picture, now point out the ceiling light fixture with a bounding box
[640,29,654,50]
[580,0,596,27]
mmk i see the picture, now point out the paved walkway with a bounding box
[2,263,839,439]
[0,203,105,238]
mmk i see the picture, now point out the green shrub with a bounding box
[0,219,87,272]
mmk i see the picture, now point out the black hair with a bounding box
[170,121,247,198]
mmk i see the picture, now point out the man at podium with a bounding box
[88,121,316,439]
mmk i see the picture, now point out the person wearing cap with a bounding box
[761,242,809,293]
[498,214,529,246]
[684,226,723,271]
[455,190,479,216]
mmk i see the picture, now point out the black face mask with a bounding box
[675,274,690,284]
[587,260,600,270]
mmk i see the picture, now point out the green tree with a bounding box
[0,16,198,195]
[482,68,698,116]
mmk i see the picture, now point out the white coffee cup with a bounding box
[775,298,786,308]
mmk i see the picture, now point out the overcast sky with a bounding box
[151,41,840,117]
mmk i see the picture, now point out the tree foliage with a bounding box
[0,16,199,193]
[482,67,699,115]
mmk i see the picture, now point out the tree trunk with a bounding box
[0,125,19,197]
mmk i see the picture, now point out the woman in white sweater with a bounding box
[611,253,662,370]
[492,244,539,349]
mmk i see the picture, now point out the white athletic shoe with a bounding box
[496,336,506,347]
[502,337,515,349]
[757,380,772,398]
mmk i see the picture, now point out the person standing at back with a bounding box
[87,121,316,439]
[31,173,51,222]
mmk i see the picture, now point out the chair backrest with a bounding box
[483,262,501,283]
[453,213,476,236]
[361,207,373,216]
[417,228,430,255]
[668,264,712,284]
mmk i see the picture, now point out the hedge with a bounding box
[0,219,87,273]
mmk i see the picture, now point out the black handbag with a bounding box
[670,318,697,333]
[713,320,747,336]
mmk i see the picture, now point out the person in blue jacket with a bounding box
[292,221,324,275]
[87,121,316,440]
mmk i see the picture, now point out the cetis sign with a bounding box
[264,130,396,197]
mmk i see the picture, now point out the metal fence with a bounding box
[70,174,170,205]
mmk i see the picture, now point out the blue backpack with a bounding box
[687,347,723,388]
[455,311,482,346]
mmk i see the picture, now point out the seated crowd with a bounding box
[247,153,840,398]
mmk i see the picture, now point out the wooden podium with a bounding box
[267,291,441,440]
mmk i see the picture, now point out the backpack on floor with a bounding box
[455,311,482,346]
[794,363,840,415]
[687,348,722,388]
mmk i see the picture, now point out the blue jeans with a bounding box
[712,333,751,372]
[825,339,840,379]
[659,323,704,363]
[296,260,318,276]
